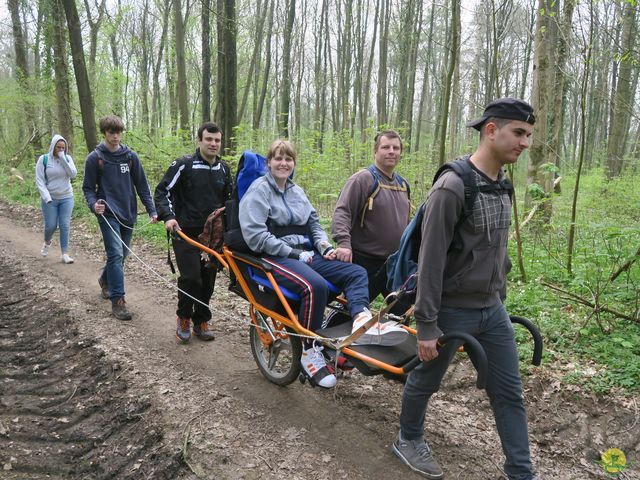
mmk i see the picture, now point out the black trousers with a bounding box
[172,232,217,325]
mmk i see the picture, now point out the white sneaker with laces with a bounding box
[41,242,50,257]
[300,344,336,388]
[60,253,74,264]
[350,308,409,346]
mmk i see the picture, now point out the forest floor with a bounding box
[0,199,638,480]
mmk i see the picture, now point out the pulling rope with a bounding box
[95,199,155,231]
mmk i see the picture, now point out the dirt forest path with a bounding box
[0,200,637,480]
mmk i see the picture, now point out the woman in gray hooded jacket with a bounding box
[239,139,373,389]
[35,134,77,263]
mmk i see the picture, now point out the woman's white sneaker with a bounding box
[300,344,337,388]
[40,242,50,257]
[60,253,74,264]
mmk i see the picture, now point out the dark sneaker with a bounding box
[112,297,132,321]
[392,432,443,479]
[98,277,109,299]
[193,321,215,341]
[176,317,191,343]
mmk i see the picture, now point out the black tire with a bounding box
[249,312,302,386]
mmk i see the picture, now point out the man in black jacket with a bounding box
[154,122,233,343]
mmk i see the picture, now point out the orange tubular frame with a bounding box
[173,233,413,376]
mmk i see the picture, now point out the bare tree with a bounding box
[202,0,212,122]
[437,0,460,166]
[51,0,74,147]
[173,0,190,134]
[62,0,98,151]
[279,0,296,137]
[606,0,637,178]
[8,0,40,147]
[219,0,238,152]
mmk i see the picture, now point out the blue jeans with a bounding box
[400,302,533,480]
[41,197,74,253]
[98,215,133,301]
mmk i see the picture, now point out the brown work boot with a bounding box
[193,321,215,341]
[112,297,132,321]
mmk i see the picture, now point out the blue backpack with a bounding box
[223,150,268,252]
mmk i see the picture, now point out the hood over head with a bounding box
[48,134,69,158]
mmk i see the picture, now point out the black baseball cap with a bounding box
[466,98,535,131]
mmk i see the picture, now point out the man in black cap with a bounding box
[392,98,539,479]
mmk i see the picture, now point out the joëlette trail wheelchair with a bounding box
[176,230,543,389]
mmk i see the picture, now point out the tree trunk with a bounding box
[51,0,74,148]
[201,0,212,123]
[606,0,636,178]
[376,0,390,127]
[151,0,171,134]
[437,0,460,166]
[139,0,151,130]
[527,0,558,218]
[173,0,189,134]
[8,0,41,147]
[253,0,274,130]
[220,0,238,153]
[239,0,267,123]
[279,0,296,137]
[549,0,576,189]
[62,0,98,151]
[567,0,593,275]
[414,0,436,153]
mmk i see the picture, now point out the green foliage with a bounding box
[507,168,640,393]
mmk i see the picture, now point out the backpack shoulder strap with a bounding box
[394,171,410,199]
[433,158,477,223]
[42,154,49,183]
[358,165,382,227]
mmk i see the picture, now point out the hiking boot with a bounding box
[176,317,191,343]
[193,321,215,341]
[300,344,337,388]
[60,253,74,264]
[98,277,109,299]
[112,297,132,321]
[41,242,50,257]
[392,432,443,479]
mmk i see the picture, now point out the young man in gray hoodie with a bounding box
[82,115,157,321]
[392,98,539,480]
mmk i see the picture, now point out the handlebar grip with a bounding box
[510,315,543,366]
[403,332,488,389]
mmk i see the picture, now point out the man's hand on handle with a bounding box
[164,219,180,232]
[417,338,439,362]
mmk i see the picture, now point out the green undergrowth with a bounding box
[2,153,638,394]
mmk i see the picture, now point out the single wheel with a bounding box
[249,311,302,386]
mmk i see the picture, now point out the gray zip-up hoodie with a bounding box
[35,135,77,203]
[239,172,329,257]
[415,158,512,341]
